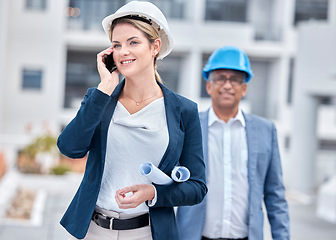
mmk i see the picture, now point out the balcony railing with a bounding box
[254,26,282,41]
[67,0,186,31]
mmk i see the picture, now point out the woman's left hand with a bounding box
[115,184,155,209]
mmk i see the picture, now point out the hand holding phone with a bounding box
[104,53,117,72]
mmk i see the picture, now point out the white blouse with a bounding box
[96,97,169,214]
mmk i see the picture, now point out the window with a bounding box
[294,0,329,25]
[320,96,336,105]
[284,135,291,150]
[22,69,43,90]
[26,0,47,10]
[148,0,185,19]
[319,139,336,151]
[205,0,248,22]
[200,53,211,98]
[65,50,101,108]
[287,58,295,105]
[67,0,126,30]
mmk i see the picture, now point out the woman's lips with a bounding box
[121,59,135,64]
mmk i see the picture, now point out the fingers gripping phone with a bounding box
[104,53,117,72]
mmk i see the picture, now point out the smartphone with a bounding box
[104,53,117,72]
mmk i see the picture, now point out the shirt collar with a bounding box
[208,107,246,127]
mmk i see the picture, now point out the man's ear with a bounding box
[206,81,212,95]
[242,83,247,97]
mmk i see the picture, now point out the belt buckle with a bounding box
[108,217,114,230]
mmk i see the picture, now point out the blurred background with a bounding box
[0,0,336,239]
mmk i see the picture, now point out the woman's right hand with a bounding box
[97,47,119,96]
[115,184,155,209]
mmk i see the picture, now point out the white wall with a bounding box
[0,0,9,135]
[3,0,68,137]
[291,20,336,193]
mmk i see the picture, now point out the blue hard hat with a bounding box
[202,46,254,82]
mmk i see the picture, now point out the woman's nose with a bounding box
[120,46,130,56]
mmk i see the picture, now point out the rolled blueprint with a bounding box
[139,162,190,185]
[139,162,173,185]
[171,166,190,182]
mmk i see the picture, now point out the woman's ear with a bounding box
[153,38,161,56]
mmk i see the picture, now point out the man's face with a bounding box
[206,69,247,112]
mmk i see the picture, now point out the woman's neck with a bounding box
[122,75,159,101]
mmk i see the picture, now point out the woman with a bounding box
[58,1,207,240]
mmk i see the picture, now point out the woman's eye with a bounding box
[130,41,138,45]
[113,44,121,49]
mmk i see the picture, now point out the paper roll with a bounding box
[139,162,190,185]
[171,166,190,182]
[139,162,173,185]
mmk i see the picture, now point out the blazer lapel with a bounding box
[243,113,258,184]
[199,110,209,169]
[157,82,182,173]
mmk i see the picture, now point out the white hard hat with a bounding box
[102,1,173,60]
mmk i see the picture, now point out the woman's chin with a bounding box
[121,69,142,80]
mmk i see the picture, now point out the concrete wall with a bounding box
[0,0,9,134]
[3,0,68,138]
[291,20,336,193]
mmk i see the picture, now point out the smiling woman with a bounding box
[57,1,207,240]
[110,21,162,95]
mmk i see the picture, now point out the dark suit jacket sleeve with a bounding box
[57,88,110,158]
[264,123,290,240]
[151,102,207,207]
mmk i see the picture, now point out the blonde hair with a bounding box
[110,18,162,83]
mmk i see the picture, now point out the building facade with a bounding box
[0,0,335,194]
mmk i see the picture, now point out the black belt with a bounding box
[92,210,149,230]
[202,237,248,240]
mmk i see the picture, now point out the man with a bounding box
[177,46,290,240]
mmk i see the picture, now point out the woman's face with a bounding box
[111,23,159,79]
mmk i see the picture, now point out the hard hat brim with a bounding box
[203,65,253,82]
